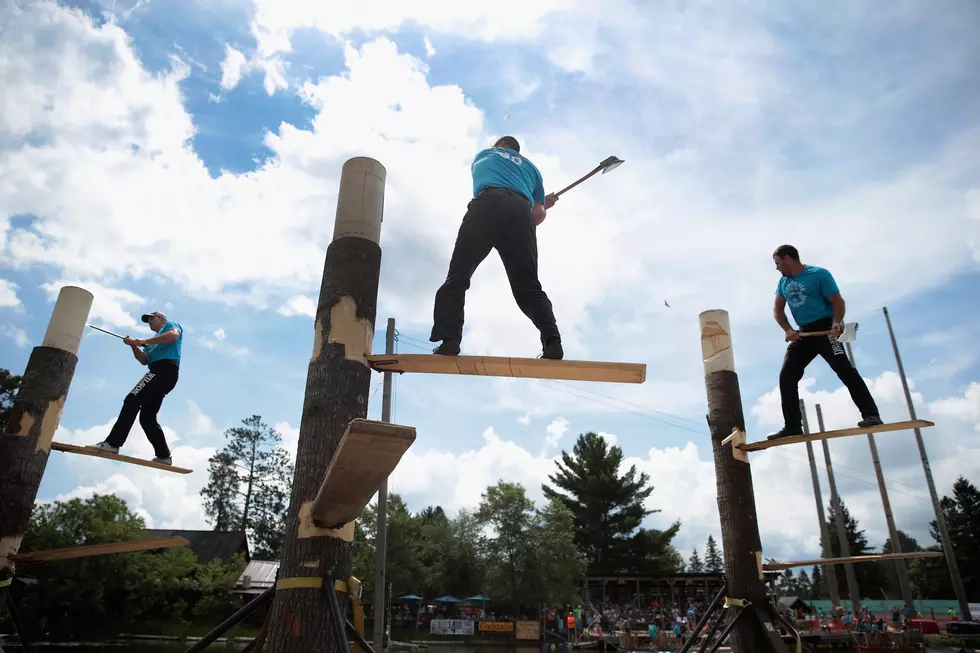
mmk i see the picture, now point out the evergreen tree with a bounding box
[688,549,704,573]
[826,498,887,599]
[0,368,22,431]
[879,529,921,599]
[797,570,811,599]
[542,432,661,573]
[810,565,825,600]
[910,477,980,602]
[201,452,241,531]
[704,535,723,573]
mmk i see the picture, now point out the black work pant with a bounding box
[106,360,179,458]
[430,187,560,347]
[779,317,879,429]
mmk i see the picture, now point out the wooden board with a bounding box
[51,441,193,474]
[366,354,646,384]
[9,536,189,563]
[311,418,416,529]
[763,550,943,571]
[740,420,934,452]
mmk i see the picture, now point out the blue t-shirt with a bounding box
[145,320,183,365]
[776,265,840,327]
[471,147,546,206]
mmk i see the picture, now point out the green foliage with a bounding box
[15,494,246,640]
[825,497,887,598]
[0,367,22,431]
[688,549,704,573]
[704,535,723,573]
[201,415,294,558]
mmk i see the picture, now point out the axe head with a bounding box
[838,321,859,343]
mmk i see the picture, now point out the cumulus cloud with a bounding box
[277,295,316,318]
[0,279,21,308]
[1,326,29,348]
[40,280,145,330]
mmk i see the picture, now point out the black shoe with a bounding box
[767,426,804,440]
[858,415,883,428]
[541,339,563,360]
[433,340,460,356]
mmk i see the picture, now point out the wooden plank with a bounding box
[8,536,189,563]
[740,420,934,452]
[366,354,646,384]
[311,418,416,529]
[51,441,193,474]
[763,551,943,572]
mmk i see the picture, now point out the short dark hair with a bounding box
[774,244,799,260]
[494,136,520,152]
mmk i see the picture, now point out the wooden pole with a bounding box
[263,156,386,653]
[844,342,915,616]
[815,404,861,615]
[0,286,94,603]
[799,399,841,606]
[372,317,395,653]
[698,310,771,653]
[882,306,971,622]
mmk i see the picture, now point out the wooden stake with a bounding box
[763,550,943,572]
[9,536,189,563]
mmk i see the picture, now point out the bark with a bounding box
[0,346,79,603]
[262,236,382,653]
[705,370,770,653]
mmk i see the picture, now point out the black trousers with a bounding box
[779,317,879,429]
[106,360,179,458]
[430,187,561,347]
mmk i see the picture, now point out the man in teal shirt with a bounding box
[89,311,182,464]
[770,245,882,439]
[430,136,562,359]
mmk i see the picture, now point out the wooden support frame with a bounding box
[762,550,943,572]
[366,353,646,384]
[51,442,193,474]
[8,535,189,563]
[310,418,416,530]
[721,428,748,463]
[722,420,934,456]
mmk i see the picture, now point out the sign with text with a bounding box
[430,619,475,635]
[516,621,540,640]
[479,621,514,632]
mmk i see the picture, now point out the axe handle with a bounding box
[554,165,603,197]
[799,330,837,337]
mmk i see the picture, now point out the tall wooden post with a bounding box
[799,399,841,606]
[263,157,386,653]
[372,317,395,653]
[698,310,770,653]
[0,286,94,603]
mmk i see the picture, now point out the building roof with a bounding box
[236,560,279,594]
[143,529,249,564]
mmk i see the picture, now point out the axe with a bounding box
[799,322,859,343]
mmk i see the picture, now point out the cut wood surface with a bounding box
[366,354,646,384]
[9,536,189,563]
[51,441,193,474]
[311,418,416,529]
[763,551,943,571]
[740,420,934,452]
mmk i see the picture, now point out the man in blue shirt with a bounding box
[430,136,563,359]
[89,311,182,464]
[770,245,882,439]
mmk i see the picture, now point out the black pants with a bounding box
[779,317,879,430]
[430,187,560,347]
[106,360,179,457]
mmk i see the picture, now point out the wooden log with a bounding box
[263,157,386,653]
[9,535,189,563]
[0,286,93,603]
[763,550,944,571]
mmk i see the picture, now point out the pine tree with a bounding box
[704,534,723,573]
[688,549,704,573]
[797,570,811,599]
[910,477,980,601]
[826,497,887,598]
[810,565,825,599]
[0,368,22,431]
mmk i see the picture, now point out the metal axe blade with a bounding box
[837,321,859,343]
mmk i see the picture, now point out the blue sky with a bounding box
[2,0,979,568]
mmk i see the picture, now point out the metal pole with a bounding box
[844,342,915,615]
[815,404,861,615]
[183,586,275,653]
[373,317,395,653]
[800,399,841,606]
[882,306,971,621]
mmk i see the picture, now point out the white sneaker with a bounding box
[87,441,119,454]
[152,456,172,465]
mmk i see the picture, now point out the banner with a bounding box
[430,619,475,635]
[516,621,540,640]
[479,621,514,632]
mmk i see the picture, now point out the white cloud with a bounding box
[516,414,531,425]
[544,417,568,448]
[1,325,29,348]
[277,295,316,318]
[213,328,226,340]
[0,279,21,308]
[219,44,249,89]
[423,37,436,57]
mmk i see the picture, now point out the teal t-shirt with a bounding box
[776,265,840,327]
[471,147,545,206]
[145,320,183,365]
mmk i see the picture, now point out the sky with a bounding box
[1,0,979,572]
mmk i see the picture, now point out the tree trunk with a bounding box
[263,156,385,652]
[0,286,92,605]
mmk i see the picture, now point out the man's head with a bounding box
[141,311,168,332]
[494,136,520,152]
[772,244,804,276]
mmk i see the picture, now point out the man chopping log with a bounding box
[429,136,563,359]
[88,311,183,464]
[770,245,882,439]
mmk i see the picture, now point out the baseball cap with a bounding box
[141,311,167,323]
